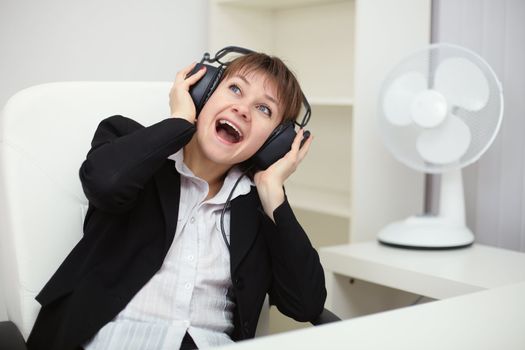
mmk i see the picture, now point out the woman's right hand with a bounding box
[169,62,207,124]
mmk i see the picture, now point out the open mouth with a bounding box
[215,119,243,144]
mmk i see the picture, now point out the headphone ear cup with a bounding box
[188,63,224,116]
[251,122,296,170]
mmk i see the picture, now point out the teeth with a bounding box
[219,119,243,138]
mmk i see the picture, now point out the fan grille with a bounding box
[378,43,503,173]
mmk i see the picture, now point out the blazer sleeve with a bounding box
[262,198,327,322]
[79,115,195,213]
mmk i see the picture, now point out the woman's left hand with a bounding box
[254,128,313,222]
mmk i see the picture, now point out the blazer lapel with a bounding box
[229,188,260,273]
[154,161,181,254]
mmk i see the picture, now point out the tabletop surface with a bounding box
[216,280,525,350]
[319,241,525,298]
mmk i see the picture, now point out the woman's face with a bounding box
[194,70,283,166]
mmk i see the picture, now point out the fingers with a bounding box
[290,128,304,153]
[174,62,207,88]
[290,129,313,160]
[175,62,197,82]
[297,130,313,162]
[169,62,207,122]
[185,65,207,86]
[279,128,313,173]
[255,128,313,188]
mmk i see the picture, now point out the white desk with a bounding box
[217,281,525,350]
[319,241,525,315]
[216,242,525,349]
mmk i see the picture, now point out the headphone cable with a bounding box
[220,167,253,251]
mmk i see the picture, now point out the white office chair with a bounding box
[0,82,182,339]
[0,82,337,348]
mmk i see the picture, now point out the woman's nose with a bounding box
[232,104,250,121]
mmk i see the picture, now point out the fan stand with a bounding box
[377,168,474,249]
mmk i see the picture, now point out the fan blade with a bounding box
[416,114,471,164]
[434,57,489,111]
[383,71,427,126]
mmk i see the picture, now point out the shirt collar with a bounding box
[168,150,254,205]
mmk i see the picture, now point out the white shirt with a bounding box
[84,150,253,350]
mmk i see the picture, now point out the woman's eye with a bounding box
[257,104,272,116]
[229,84,241,94]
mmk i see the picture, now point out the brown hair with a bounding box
[222,52,304,124]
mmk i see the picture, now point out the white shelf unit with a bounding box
[209,0,430,244]
[216,0,349,10]
[309,98,354,107]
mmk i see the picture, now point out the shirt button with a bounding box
[185,282,192,289]
[190,217,196,224]
[187,255,194,261]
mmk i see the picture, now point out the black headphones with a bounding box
[187,46,312,171]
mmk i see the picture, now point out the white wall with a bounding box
[0,0,208,322]
[0,0,208,107]
[432,0,525,252]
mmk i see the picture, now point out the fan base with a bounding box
[377,215,474,249]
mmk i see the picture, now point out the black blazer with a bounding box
[27,116,326,350]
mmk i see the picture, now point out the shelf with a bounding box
[285,183,351,218]
[217,0,350,10]
[309,97,353,107]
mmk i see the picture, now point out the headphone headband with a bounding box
[201,46,255,65]
[197,46,311,128]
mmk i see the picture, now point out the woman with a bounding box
[27,51,326,350]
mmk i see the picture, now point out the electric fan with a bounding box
[377,43,503,249]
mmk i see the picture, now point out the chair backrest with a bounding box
[0,82,172,338]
